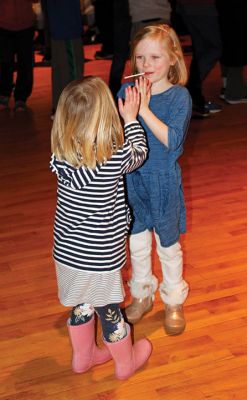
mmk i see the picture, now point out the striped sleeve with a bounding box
[121,121,148,174]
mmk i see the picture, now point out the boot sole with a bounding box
[164,324,186,336]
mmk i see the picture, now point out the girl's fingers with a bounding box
[118,97,123,114]
[135,78,139,91]
[147,79,152,92]
[125,86,130,101]
[125,86,139,105]
[131,86,137,100]
[136,76,150,95]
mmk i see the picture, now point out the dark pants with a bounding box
[0,27,34,102]
[51,37,84,111]
[40,0,51,59]
[177,8,221,106]
[94,0,114,54]
[109,0,131,98]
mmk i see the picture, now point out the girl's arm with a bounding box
[121,122,148,174]
[136,76,169,147]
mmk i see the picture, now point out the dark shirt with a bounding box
[176,0,217,15]
[0,0,35,30]
[47,0,82,40]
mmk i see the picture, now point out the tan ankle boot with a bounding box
[164,304,186,336]
[125,296,153,324]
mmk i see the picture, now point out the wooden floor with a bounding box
[1,43,247,400]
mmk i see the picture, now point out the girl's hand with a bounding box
[118,86,140,124]
[135,76,152,117]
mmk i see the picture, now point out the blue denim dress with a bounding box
[118,84,192,247]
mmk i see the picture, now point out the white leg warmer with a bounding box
[154,232,189,305]
[128,230,158,299]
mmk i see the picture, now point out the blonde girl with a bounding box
[118,24,192,335]
[50,76,152,380]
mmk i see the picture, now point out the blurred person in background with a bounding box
[0,0,37,111]
[216,0,247,104]
[46,0,84,118]
[176,0,222,117]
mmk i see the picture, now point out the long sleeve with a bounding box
[121,121,148,174]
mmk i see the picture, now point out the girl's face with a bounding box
[134,37,173,92]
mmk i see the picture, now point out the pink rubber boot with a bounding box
[67,317,112,373]
[104,323,152,380]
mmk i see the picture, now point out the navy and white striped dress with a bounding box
[50,121,147,307]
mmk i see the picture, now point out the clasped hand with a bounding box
[118,77,151,123]
[135,76,152,117]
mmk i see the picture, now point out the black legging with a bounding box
[70,302,127,342]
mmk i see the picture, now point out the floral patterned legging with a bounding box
[70,303,127,343]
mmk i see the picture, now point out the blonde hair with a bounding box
[130,24,188,86]
[51,76,124,169]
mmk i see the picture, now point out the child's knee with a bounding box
[95,303,127,342]
[162,242,182,260]
[155,232,182,261]
[70,303,95,325]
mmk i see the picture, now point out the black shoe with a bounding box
[225,95,247,104]
[0,96,9,110]
[95,50,113,60]
[205,101,222,113]
[192,104,210,118]
[14,100,27,112]
[219,87,226,100]
[42,52,51,64]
